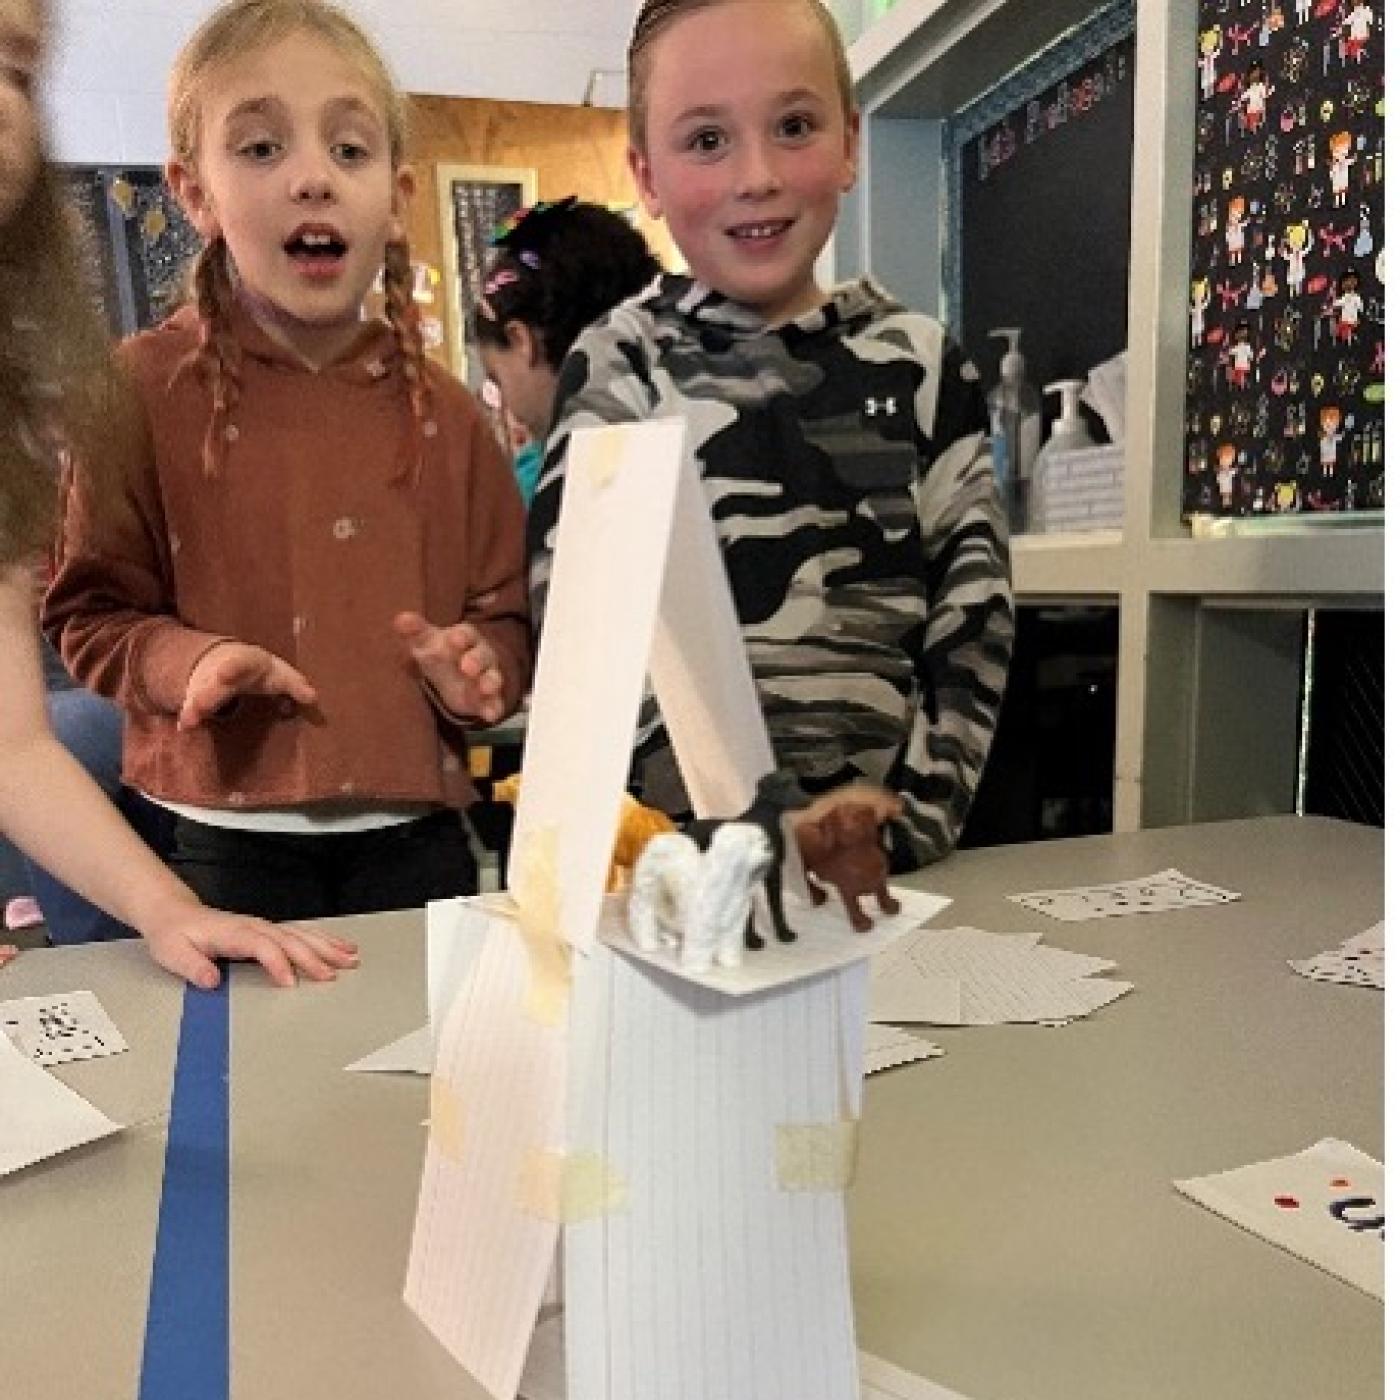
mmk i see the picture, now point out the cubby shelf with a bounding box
[837,0,1384,832]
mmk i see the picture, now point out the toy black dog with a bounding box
[686,770,808,949]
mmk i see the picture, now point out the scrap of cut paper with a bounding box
[0,989,128,1176]
[1289,920,1383,989]
[1175,1138,1383,1300]
[869,925,1133,1027]
[1008,868,1240,922]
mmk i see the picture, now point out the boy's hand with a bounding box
[393,611,505,725]
[140,898,360,990]
[179,642,317,731]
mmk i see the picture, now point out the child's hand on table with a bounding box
[139,895,360,990]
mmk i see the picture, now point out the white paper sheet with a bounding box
[0,989,127,1065]
[0,1022,122,1175]
[344,1024,432,1075]
[562,947,863,1400]
[1289,920,1384,989]
[863,1024,943,1076]
[602,887,949,997]
[1175,1138,1384,1299]
[1009,868,1240,922]
[869,927,1132,1026]
[404,915,569,1400]
[648,457,776,821]
[508,421,689,952]
[859,1351,977,1399]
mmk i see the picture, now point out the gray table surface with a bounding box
[0,814,1383,1400]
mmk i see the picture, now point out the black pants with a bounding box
[170,810,478,922]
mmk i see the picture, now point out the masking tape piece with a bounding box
[584,426,626,488]
[517,1148,627,1223]
[514,826,571,1025]
[429,1076,467,1163]
[775,1120,859,1192]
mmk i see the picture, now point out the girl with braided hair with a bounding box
[44,0,530,921]
[0,0,358,983]
[476,198,661,497]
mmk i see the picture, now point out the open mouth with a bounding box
[284,227,349,264]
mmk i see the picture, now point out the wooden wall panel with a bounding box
[402,94,678,372]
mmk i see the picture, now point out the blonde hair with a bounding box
[168,0,429,479]
[627,0,855,150]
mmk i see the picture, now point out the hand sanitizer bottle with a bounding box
[1029,379,1098,531]
[986,328,1041,533]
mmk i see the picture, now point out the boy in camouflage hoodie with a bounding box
[528,0,1013,872]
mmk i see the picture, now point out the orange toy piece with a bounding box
[492,776,676,892]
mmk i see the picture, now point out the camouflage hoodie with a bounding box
[527,275,1013,871]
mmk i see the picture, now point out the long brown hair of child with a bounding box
[167,0,430,481]
[626,0,855,150]
[0,163,125,567]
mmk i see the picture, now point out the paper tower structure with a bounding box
[404,423,932,1400]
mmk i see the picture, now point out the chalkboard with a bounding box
[949,1,1135,413]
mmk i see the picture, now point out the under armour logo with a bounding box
[864,396,898,417]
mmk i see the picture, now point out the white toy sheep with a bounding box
[628,822,773,973]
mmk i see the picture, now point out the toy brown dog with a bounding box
[795,797,901,933]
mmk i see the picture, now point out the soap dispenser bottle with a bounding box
[986,328,1042,533]
[1028,379,1095,532]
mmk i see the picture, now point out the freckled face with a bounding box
[628,0,857,325]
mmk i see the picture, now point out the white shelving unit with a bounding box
[837,0,1384,832]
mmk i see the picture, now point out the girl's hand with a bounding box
[179,642,317,731]
[394,611,505,724]
[0,944,18,969]
[139,898,360,990]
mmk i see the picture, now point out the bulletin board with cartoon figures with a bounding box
[60,167,201,336]
[1184,0,1384,520]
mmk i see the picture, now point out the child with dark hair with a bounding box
[475,198,661,467]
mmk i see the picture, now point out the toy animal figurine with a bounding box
[686,770,809,949]
[493,776,676,892]
[794,786,903,933]
[629,823,773,973]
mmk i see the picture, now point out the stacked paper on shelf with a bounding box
[869,925,1133,1026]
[1032,443,1124,532]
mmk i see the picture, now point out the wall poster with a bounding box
[435,163,537,393]
[1185,0,1384,519]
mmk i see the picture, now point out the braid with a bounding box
[183,238,243,478]
[382,237,432,484]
